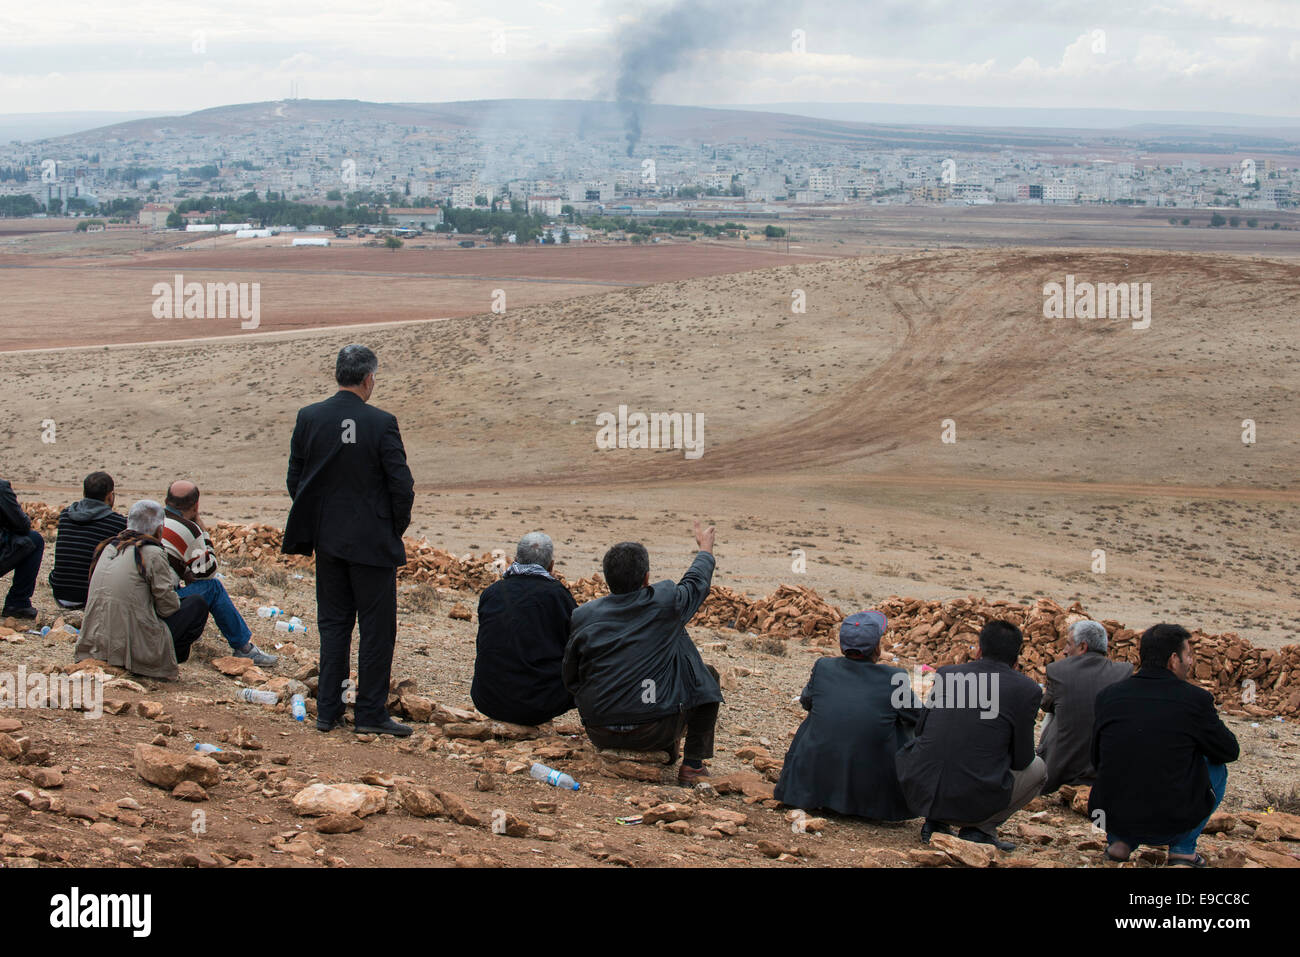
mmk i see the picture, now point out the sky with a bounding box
[1,0,1298,118]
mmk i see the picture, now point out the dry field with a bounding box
[0,235,824,351]
[0,233,1297,869]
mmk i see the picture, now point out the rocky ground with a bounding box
[1,539,1297,870]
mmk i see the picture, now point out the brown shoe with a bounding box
[678,763,711,786]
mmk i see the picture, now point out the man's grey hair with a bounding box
[127,499,166,535]
[516,532,553,568]
[1071,619,1109,653]
[336,344,378,387]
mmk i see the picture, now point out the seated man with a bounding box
[1089,623,1239,866]
[48,471,128,609]
[160,480,276,667]
[0,476,45,620]
[563,521,723,785]
[1037,619,1133,794]
[896,620,1046,851]
[75,500,209,679]
[775,610,920,821]
[471,532,578,726]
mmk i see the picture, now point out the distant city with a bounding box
[1,99,1294,234]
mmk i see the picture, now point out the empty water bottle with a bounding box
[194,743,223,753]
[290,693,307,722]
[275,620,307,633]
[39,625,50,637]
[239,688,279,705]
[257,606,284,618]
[530,762,580,791]
[288,616,303,627]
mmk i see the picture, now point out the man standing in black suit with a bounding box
[283,345,415,736]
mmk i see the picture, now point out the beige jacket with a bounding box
[75,540,182,680]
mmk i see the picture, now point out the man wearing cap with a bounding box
[775,611,920,821]
[895,619,1046,851]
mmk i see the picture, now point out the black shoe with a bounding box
[921,819,953,844]
[354,718,412,737]
[316,715,347,732]
[957,827,1017,852]
[2,605,39,621]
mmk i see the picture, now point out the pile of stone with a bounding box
[878,595,1300,718]
[23,504,1296,716]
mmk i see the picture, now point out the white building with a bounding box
[528,195,563,217]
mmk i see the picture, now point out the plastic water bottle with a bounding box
[275,620,307,634]
[239,688,279,705]
[530,762,579,791]
[290,694,307,722]
[39,626,50,637]
[257,606,284,618]
[194,743,223,753]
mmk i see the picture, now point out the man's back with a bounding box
[283,390,414,567]
[1039,652,1132,790]
[1089,670,1239,837]
[564,552,721,727]
[896,658,1042,823]
[776,657,918,819]
[472,573,577,726]
[49,499,127,603]
[78,540,180,680]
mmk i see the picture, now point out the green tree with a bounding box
[1209,213,1226,228]
[384,235,403,250]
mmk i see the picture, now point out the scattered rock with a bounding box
[395,783,445,818]
[133,744,221,790]
[0,732,21,761]
[291,783,388,818]
[643,803,694,825]
[316,813,365,834]
[171,781,209,802]
[931,832,996,867]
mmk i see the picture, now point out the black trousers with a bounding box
[586,665,721,764]
[316,552,397,727]
[164,595,209,663]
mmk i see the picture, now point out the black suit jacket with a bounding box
[0,479,37,577]
[895,658,1043,823]
[1088,668,1239,838]
[471,573,578,726]
[282,391,414,567]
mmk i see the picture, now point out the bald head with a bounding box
[165,480,200,515]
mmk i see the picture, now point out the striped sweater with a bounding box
[160,508,218,582]
[48,499,128,604]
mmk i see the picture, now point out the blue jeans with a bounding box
[1109,759,1228,857]
[3,531,44,611]
[176,577,251,650]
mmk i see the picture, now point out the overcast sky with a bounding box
[2,0,1298,117]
